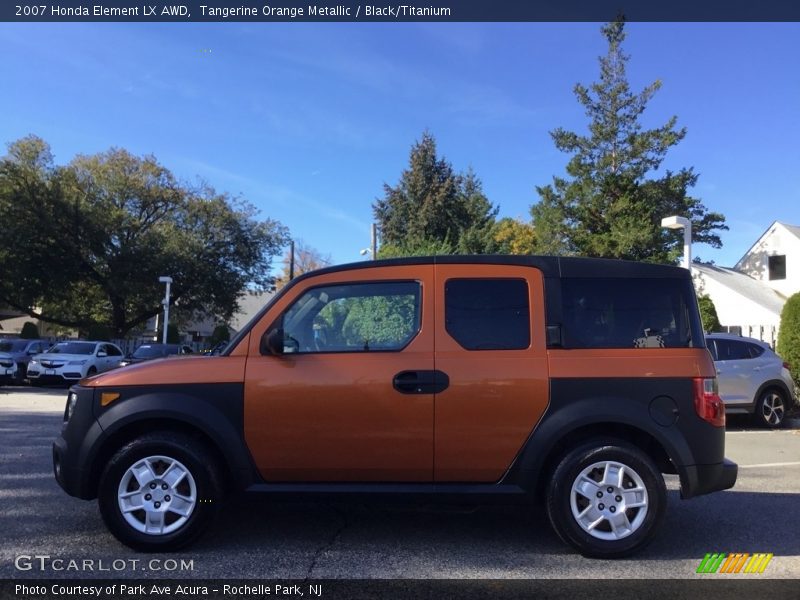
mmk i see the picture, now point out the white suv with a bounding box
[27,341,124,385]
[706,333,798,428]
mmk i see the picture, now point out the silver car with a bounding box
[706,333,798,428]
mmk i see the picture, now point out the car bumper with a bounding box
[27,372,84,384]
[680,458,738,499]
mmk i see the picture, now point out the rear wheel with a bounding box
[98,431,222,551]
[546,440,666,558]
[754,388,787,429]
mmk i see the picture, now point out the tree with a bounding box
[777,292,800,388]
[209,324,231,346]
[373,132,498,257]
[531,20,727,263]
[696,295,721,333]
[275,241,331,289]
[0,136,290,337]
[493,217,537,255]
[19,322,40,339]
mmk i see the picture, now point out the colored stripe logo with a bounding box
[696,553,773,574]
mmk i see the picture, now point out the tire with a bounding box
[754,388,787,429]
[98,431,223,551]
[546,440,666,558]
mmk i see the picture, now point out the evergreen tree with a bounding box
[374,132,498,256]
[531,20,727,262]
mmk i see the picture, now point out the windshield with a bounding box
[132,345,166,358]
[0,340,27,352]
[47,342,96,355]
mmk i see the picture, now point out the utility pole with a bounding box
[371,223,377,260]
[158,276,172,344]
[289,240,295,280]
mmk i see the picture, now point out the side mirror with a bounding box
[262,328,285,356]
[97,351,108,358]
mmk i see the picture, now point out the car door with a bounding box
[244,265,435,482]
[433,264,550,482]
[713,339,754,406]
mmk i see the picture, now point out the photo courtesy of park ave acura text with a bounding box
[1,9,800,597]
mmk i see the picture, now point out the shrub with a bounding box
[777,292,800,388]
[19,322,40,339]
[209,324,230,346]
[697,295,722,333]
[86,322,112,341]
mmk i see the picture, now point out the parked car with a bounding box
[27,341,124,385]
[706,333,798,428]
[118,343,193,367]
[0,355,18,385]
[0,338,51,382]
[54,256,736,557]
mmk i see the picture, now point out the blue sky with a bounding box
[2,22,799,270]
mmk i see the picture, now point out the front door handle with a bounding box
[393,370,449,394]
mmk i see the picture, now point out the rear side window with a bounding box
[713,339,764,360]
[445,278,530,351]
[561,277,700,349]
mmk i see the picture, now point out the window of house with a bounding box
[444,278,530,351]
[768,255,786,280]
[280,281,420,353]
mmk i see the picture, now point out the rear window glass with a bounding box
[561,277,701,349]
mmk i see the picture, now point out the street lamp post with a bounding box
[360,223,377,260]
[158,276,173,344]
[661,216,692,269]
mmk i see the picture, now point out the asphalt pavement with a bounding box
[1,386,799,580]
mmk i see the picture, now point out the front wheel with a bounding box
[98,432,222,551]
[546,440,666,558]
[754,388,787,429]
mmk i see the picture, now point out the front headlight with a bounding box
[65,391,78,421]
[29,359,39,367]
[68,360,88,366]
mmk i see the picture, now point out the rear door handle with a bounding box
[393,370,449,394]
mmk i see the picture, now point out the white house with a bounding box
[692,221,800,346]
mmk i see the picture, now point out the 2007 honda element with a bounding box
[53,256,737,557]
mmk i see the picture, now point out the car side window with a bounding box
[106,345,122,356]
[714,339,751,361]
[747,343,765,358]
[281,281,421,354]
[444,278,530,351]
[707,340,719,361]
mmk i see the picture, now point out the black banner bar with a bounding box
[3,0,800,22]
[3,579,800,600]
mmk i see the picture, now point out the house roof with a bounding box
[692,263,786,316]
[735,221,800,269]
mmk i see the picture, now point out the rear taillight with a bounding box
[783,361,791,371]
[693,377,725,427]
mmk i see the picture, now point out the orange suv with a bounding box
[53,256,737,557]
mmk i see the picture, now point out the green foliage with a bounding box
[19,321,40,339]
[0,136,289,337]
[373,132,498,256]
[531,20,727,262]
[316,294,416,349]
[85,322,112,341]
[696,295,722,333]
[156,323,181,344]
[493,217,537,255]
[777,293,800,388]
[209,324,231,345]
